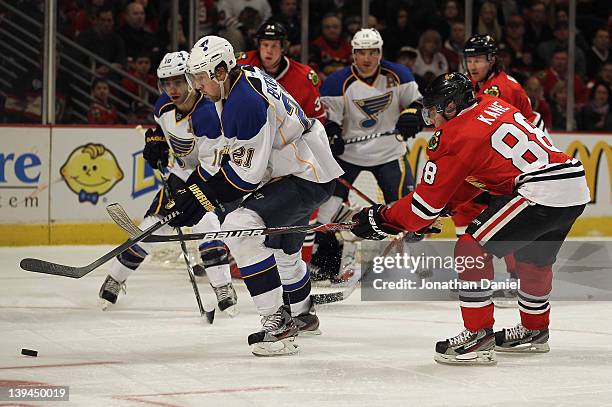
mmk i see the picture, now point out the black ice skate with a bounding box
[495,323,550,353]
[293,301,321,336]
[248,305,299,356]
[99,275,126,310]
[211,282,238,317]
[435,327,496,365]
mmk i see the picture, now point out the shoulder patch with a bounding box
[235,51,247,60]
[428,130,442,152]
[483,85,500,97]
[307,69,319,86]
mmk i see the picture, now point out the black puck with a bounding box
[21,348,38,357]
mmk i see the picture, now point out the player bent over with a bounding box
[351,73,589,365]
[99,51,238,315]
[170,36,343,356]
[311,28,422,283]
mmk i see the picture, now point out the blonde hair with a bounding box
[477,2,502,41]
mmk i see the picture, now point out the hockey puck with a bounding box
[21,348,38,357]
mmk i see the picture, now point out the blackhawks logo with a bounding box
[307,70,319,86]
[235,51,247,60]
[484,85,500,97]
[428,130,441,151]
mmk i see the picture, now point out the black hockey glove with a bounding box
[351,204,404,240]
[168,168,220,227]
[325,121,345,156]
[395,107,423,140]
[143,127,170,169]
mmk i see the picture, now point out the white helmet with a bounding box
[157,51,189,78]
[351,28,383,53]
[187,36,236,99]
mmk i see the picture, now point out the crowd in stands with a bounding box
[1,0,611,131]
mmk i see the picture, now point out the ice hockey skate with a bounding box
[248,305,299,356]
[434,327,497,365]
[495,323,550,353]
[293,301,321,336]
[211,282,238,317]
[98,275,126,310]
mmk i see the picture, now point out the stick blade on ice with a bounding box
[20,258,87,279]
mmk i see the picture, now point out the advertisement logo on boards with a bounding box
[60,143,124,204]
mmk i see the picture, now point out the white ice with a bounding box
[1,245,612,407]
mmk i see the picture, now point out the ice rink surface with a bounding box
[1,245,612,407]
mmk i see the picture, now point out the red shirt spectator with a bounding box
[309,14,352,80]
[121,53,157,100]
[87,78,119,124]
[538,49,587,107]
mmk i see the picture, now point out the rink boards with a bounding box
[0,126,611,245]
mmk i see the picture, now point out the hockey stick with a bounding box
[311,233,406,305]
[336,177,376,205]
[108,203,356,242]
[344,130,401,145]
[19,210,179,278]
[155,161,215,323]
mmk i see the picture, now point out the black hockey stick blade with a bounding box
[20,207,178,278]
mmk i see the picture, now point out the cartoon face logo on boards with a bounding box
[60,143,124,204]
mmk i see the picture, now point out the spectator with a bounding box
[476,2,502,41]
[538,49,588,107]
[217,0,271,26]
[276,0,301,57]
[524,75,552,130]
[501,15,536,75]
[549,80,572,130]
[586,28,611,80]
[73,0,106,36]
[196,0,219,37]
[220,7,263,52]
[120,51,157,104]
[117,2,160,62]
[441,21,465,72]
[536,21,587,78]
[555,7,589,52]
[75,6,126,78]
[344,15,361,41]
[396,46,427,92]
[157,12,188,54]
[413,30,449,84]
[310,13,352,80]
[524,1,554,46]
[437,0,463,41]
[578,82,612,131]
[87,78,120,124]
[382,7,418,59]
[587,61,612,94]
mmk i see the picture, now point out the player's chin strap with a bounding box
[216,77,228,100]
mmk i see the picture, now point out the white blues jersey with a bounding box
[200,65,343,202]
[154,92,223,182]
[321,60,422,166]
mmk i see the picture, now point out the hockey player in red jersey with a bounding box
[236,21,325,123]
[454,35,550,301]
[351,73,590,365]
[236,21,325,262]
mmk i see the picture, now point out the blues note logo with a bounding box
[354,91,393,128]
[167,131,195,157]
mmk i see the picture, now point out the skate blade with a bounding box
[297,328,322,336]
[495,342,550,353]
[311,280,332,288]
[251,337,300,357]
[222,305,239,318]
[98,298,114,311]
[493,299,518,308]
[434,350,497,365]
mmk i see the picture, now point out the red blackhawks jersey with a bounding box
[236,50,325,122]
[473,70,544,129]
[383,95,590,232]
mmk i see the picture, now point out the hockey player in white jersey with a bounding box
[310,28,423,282]
[99,51,238,315]
[169,36,343,356]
